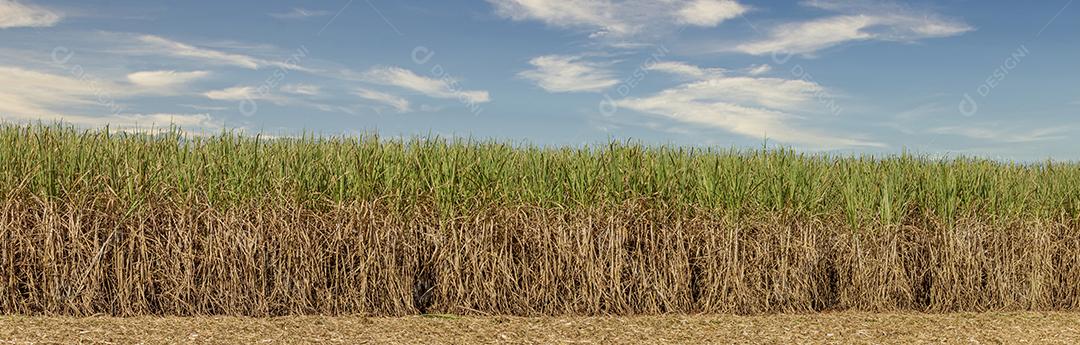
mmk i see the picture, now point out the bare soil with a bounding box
[3,312,1079,344]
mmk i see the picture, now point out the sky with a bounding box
[0,0,1077,160]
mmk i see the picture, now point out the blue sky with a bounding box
[0,0,1077,160]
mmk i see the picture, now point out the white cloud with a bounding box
[489,0,625,35]
[5,112,221,132]
[647,76,827,111]
[269,8,334,20]
[107,113,218,130]
[488,0,746,38]
[0,0,60,29]
[203,85,340,114]
[179,104,229,111]
[126,70,209,90]
[735,15,876,55]
[676,0,747,27]
[280,83,320,96]
[204,86,291,106]
[204,86,255,101]
[928,125,1071,144]
[0,66,130,118]
[136,35,262,69]
[133,35,314,72]
[2,111,224,136]
[648,61,725,79]
[746,64,772,76]
[518,55,618,93]
[203,86,292,105]
[362,66,490,104]
[617,62,882,149]
[354,88,411,113]
[734,1,972,55]
[0,65,218,131]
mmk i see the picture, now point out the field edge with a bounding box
[3,312,1080,344]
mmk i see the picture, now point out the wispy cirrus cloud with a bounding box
[203,86,292,106]
[354,88,411,113]
[269,8,333,20]
[0,66,129,117]
[733,0,972,56]
[204,84,355,115]
[746,64,771,75]
[488,0,747,39]
[10,112,223,132]
[928,125,1072,144]
[0,0,60,29]
[618,61,882,149]
[135,35,263,69]
[362,66,491,104]
[279,83,320,96]
[179,104,229,111]
[5,30,494,119]
[647,61,725,80]
[0,65,219,131]
[518,55,618,93]
[132,35,315,72]
[126,70,210,91]
[203,86,258,101]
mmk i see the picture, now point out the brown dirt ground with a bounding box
[2,312,1079,344]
